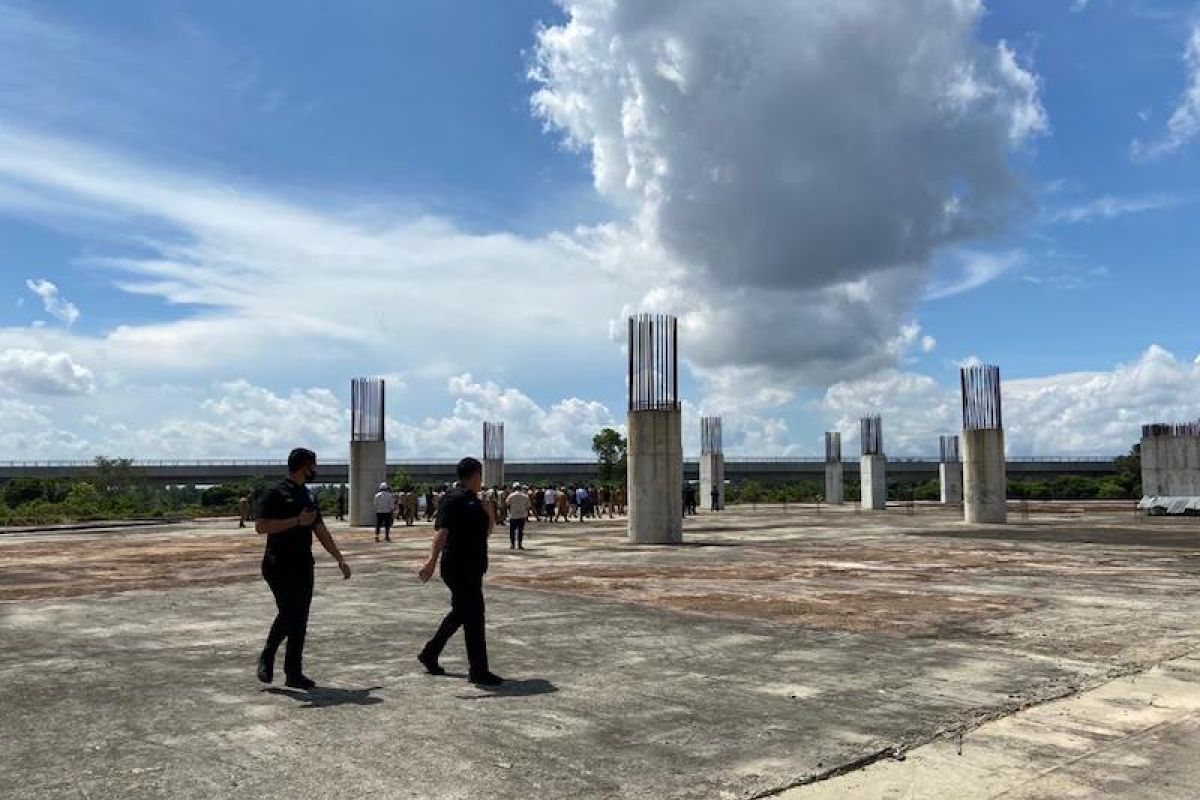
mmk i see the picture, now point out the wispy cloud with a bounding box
[1022,264,1110,290]
[923,250,1022,301]
[1132,23,1200,160]
[24,278,79,326]
[1046,193,1183,223]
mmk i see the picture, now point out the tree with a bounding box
[1113,443,1141,498]
[592,428,627,485]
[91,456,137,494]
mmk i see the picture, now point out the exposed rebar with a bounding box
[860,416,883,456]
[701,417,723,455]
[628,313,680,412]
[961,364,1003,431]
[350,377,385,442]
[483,421,504,460]
[825,431,842,464]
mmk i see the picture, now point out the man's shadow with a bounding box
[456,678,558,700]
[264,685,384,709]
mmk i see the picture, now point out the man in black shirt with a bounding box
[416,456,502,686]
[255,447,351,690]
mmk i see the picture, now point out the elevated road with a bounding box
[0,457,1119,486]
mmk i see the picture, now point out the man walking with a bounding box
[373,482,395,542]
[255,447,351,690]
[417,457,503,686]
[543,485,556,523]
[506,482,530,549]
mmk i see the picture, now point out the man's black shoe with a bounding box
[469,671,503,687]
[256,652,274,684]
[284,674,316,690]
[418,652,445,676]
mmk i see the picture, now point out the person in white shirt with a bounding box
[575,486,588,520]
[373,482,395,542]
[543,486,557,523]
[505,482,531,549]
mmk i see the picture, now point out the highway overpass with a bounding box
[0,457,1120,486]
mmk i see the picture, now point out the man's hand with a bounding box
[417,559,436,583]
[298,508,318,526]
[337,558,352,580]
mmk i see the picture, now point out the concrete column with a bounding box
[860,454,887,511]
[627,409,683,544]
[939,462,963,504]
[483,458,505,489]
[963,428,1006,523]
[349,439,387,527]
[699,453,725,511]
[824,462,844,505]
[1140,435,1162,497]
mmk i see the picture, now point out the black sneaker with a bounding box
[418,652,445,676]
[256,652,274,684]
[284,674,316,690]
[469,671,503,687]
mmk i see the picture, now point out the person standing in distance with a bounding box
[506,481,530,550]
[416,457,503,686]
[255,448,351,690]
[373,482,395,543]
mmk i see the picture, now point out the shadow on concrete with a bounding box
[263,685,384,708]
[457,678,558,700]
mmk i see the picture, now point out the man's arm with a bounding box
[255,512,313,535]
[418,528,448,582]
[314,519,351,579]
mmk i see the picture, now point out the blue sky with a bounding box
[1,0,1198,460]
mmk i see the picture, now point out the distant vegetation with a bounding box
[0,445,1142,526]
[724,445,1142,505]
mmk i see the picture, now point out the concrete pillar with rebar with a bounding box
[626,313,683,544]
[482,421,505,489]
[939,434,963,504]
[824,431,844,505]
[1140,422,1200,501]
[699,417,725,512]
[860,416,887,511]
[349,377,387,527]
[961,364,1006,524]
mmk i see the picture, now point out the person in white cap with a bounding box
[373,482,395,542]
[505,481,530,549]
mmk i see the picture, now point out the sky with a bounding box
[1,0,1199,461]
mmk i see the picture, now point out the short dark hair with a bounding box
[287,447,317,472]
[456,456,482,481]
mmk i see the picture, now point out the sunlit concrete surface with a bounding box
[2,503,1199,799]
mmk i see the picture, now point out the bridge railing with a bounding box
[0,455,1120,468]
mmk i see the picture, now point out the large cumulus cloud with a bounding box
[532,0,1046,379]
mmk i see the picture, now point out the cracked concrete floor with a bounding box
[1,504,1199,799]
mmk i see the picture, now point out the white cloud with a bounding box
[532,0,1046,380]
[820,346,1200,455]
[0,347,93,395]
[1047,193,1182,223]
[925,250,1022,300]
[1070,0,1089,13]
[1132,23,1200,160]
[24,278,79,326]
[0,397,91,458]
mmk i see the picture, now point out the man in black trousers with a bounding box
[255,447,351,690]
[416,456,503,686]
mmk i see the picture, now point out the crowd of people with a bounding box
[365,482,629,543]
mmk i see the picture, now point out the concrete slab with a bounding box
[782,655,1200,799]
[1,506,1199,799]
